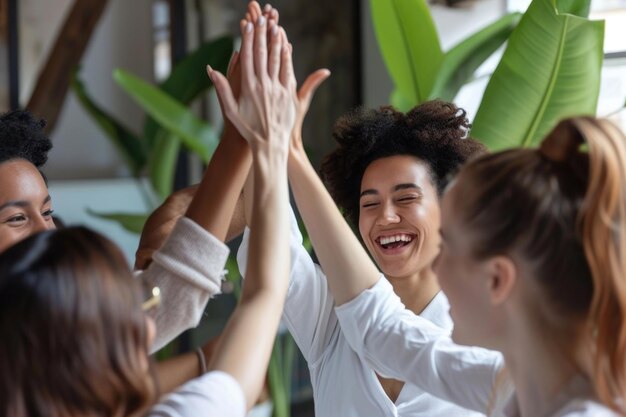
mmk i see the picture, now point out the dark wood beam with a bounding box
[7,0,19,110]
[26,0,109,132]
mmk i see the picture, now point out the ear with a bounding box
[486,256,517,306]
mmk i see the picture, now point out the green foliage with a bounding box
[471,0,604,149]
[371,0,604,150]
[428,12,521,102]
[71,68,147,176]
[371,0,443,106]
[371,0,520,111]
[86,209,149,234]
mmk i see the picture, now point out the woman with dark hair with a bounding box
[233,8,486,417]
[289,112,626,416]
[0,12,295,417]
[237,101,487,416]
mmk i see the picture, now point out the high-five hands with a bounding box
[207,10,296,152]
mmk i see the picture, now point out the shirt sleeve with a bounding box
[236,206,337,364]
[147,371,246,417]
[335,277,504,413]
[138,217,230,353]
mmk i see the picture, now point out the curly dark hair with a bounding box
[320,100,487,226]
[0,110,52,167]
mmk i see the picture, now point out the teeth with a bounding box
[379,234,414,246]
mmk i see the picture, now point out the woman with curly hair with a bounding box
[236,99,488,417]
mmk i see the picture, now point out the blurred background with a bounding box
[1,1,625,415]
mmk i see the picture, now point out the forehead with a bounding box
[361,155,434,191]
[0,159,48,203]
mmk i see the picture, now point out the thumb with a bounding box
[297,69,331,109]
[208,66,239,125]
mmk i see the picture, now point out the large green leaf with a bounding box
[86,209,149,234]
[557,0,591,17]
[429,13,521,102]
[148,130,180,199]
[143,36,234,148]
[471,0,604,150]
[370,0,443,105]
[114,69,219,163]
[71,68,147,176]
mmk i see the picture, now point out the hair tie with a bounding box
[539,119,584,163]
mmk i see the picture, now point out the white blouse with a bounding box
[237,209,484,417]
[335,277,620,417]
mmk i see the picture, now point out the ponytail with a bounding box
[565,118,626,412]
[458,116,626,412]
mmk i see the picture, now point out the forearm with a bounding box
[287,147,380,305]
[209,147,290,409]
[185,128,252,241]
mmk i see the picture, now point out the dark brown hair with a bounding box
[0,227,156,417]
[320,100,487,226]
[454,117,626,412]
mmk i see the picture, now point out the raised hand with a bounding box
[207,14,296,153]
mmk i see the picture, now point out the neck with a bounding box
[386,268,440,314]
[504,317,582,417]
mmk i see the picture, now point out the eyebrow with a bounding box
[0,195,51,212]
[360,183,423,198]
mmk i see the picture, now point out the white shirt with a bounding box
[147,370,246,417]
[335,277,620,417]
[237,209,484,417]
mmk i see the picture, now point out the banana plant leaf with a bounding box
[471,0,604,150]
[86,209,149,234]
[370,0,443,105]
[557,0,591,17]
[429,13,522,102]
[143,36,234,148]
[148,130,181,199]
[71,68,147,176]
[114,69,219,163]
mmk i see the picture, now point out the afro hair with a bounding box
[0,110,52,167]
[320,100,487,226]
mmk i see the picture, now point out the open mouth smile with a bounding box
[375,233,416,253]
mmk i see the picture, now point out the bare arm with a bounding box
[205,10,295,410]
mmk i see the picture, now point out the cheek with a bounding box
[0,228,26,254]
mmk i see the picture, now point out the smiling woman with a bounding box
[236,99,488,417]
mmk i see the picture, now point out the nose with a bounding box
[376,201,400,226]
[32,214,53,234]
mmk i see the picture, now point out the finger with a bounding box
[298,69,331,108]
[248,1,262,21]
[226,51,239,79]
[267,21,281,79]
[271,8,279,24]
[254,15,268,78]
[279,29,295,88]
[239,19,254,91]
[245,12,252,22]
[208,66,239,124]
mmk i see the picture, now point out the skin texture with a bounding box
[359,155,441,287]
[0,159,55,253]
[435,180,500,347]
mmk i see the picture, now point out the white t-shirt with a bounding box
[335,277,620,417]
[237,209,484,417]
[147,370,246,417]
